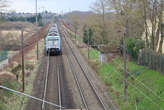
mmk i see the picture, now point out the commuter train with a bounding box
[45,24,62,55]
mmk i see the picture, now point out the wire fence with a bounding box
[0,49,8,62]
[138,49,164,73]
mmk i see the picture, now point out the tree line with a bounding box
[68,0,164,56]
[0,0,43,26]
[7,14,43,26]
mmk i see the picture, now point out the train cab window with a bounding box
[48,39,59,47]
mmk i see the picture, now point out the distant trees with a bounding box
[83,26,95,46]
[8,16,26,22]
[66,0,163,53]
[0,0,8,9]
[72,21,79,39]
[0,0,8,19]
[7,14,43,26]
[92,0,164,53]
[91,0,109,44]
[69,13,79,39]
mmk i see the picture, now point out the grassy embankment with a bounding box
[0,39,45,110]
[66,27,164,110]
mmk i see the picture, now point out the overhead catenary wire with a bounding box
[112,59,164,102]
[0,85,63,108]
[109,60,163,109]
[128,82,163,110]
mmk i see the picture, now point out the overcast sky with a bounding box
[8,0,95,13]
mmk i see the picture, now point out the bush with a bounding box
[121,37,145,60]
[83,27,95,46]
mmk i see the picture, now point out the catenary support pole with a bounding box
[36,0,39,60]
[21,28,25,92]
[123,21,128,101]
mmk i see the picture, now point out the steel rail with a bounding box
[57,59,62,110]
[66,54,89,110]
[63,31,107,110]
[61,30,88,110]
[42,54,50,110]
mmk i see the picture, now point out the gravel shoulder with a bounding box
[26,56,47,110]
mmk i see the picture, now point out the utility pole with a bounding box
[123,21,128,101]
[88,35,90,60]
[21,28,25,92]
[36,0,39,60]
[45,10,48,25]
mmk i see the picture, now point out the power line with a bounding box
[107,62,163,109]
[112,59,164,102]
[0,85,64,108]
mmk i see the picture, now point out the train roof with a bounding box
[46,35,60,40]
[48,23,59,36]
[49,29,58,31]
[48,33,59,36]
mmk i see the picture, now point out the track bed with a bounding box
[26,55,73,110]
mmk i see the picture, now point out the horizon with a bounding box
[6,0,95,13]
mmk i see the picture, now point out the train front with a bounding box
[46,36,61,55]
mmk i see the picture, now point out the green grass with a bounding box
[71,34,83,42]
[79,46,164,110]
[67,26,164,109]
[0,39,45,110]
[98,58,164,110]
[90,49,99,60]
[0,78,21,110]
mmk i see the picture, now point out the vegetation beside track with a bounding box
[0,39,45,110]
[80,47,164,110]
[65,27,164,110]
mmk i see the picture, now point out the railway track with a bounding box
[41,55,63,110]
[61,27,108,110]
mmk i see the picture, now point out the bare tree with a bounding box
[142,0,150,48]
[91,0,108,44]
[158,0,164,53]
[72,20,79,40]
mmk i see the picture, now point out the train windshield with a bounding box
[48,39,59,47]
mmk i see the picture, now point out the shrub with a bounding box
[121,37,145,60]
[83,27,95,46]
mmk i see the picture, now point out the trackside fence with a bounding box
[0,49,8,62]
[138,49,164,73]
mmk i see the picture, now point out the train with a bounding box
[45,23,62,55]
